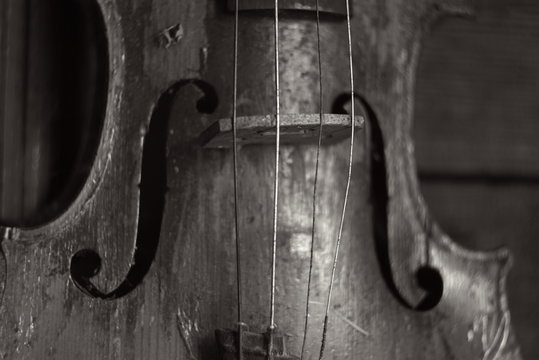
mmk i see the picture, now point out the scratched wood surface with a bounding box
[0,0,524,359]
[420,183,539,360]
[414,1,539,358]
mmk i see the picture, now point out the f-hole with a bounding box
[70,80,218,299]
[332,93,444,312]
[69,84,169,300]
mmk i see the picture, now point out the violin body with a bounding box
[0,0,522,359]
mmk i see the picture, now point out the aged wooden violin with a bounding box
[0,0,523,359]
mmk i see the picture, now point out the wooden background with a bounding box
[0,0,538,358]
[414,0,539,358]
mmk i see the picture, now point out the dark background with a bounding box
[1,0,538,358]
[414,0,539,358]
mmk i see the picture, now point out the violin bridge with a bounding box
[215,325,299,360]
[200,114,364,148]
[226,0,351,16]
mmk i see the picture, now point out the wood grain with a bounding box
[415,0,539,177]
[414,1,539,358]
[421,183,539,360]
[0,0,524,359]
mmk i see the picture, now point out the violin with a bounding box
[0,0,523,359]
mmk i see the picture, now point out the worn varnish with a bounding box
[0,0,523,359]
[414,1,539,358]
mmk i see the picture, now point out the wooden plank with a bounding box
[421,182,539,360]
[414,4,539,177]
[415,4,539,359]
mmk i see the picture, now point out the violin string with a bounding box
[300,0,324,359]
[318,0,355,358]
[269,0,281,331]
[231,1,245,359]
